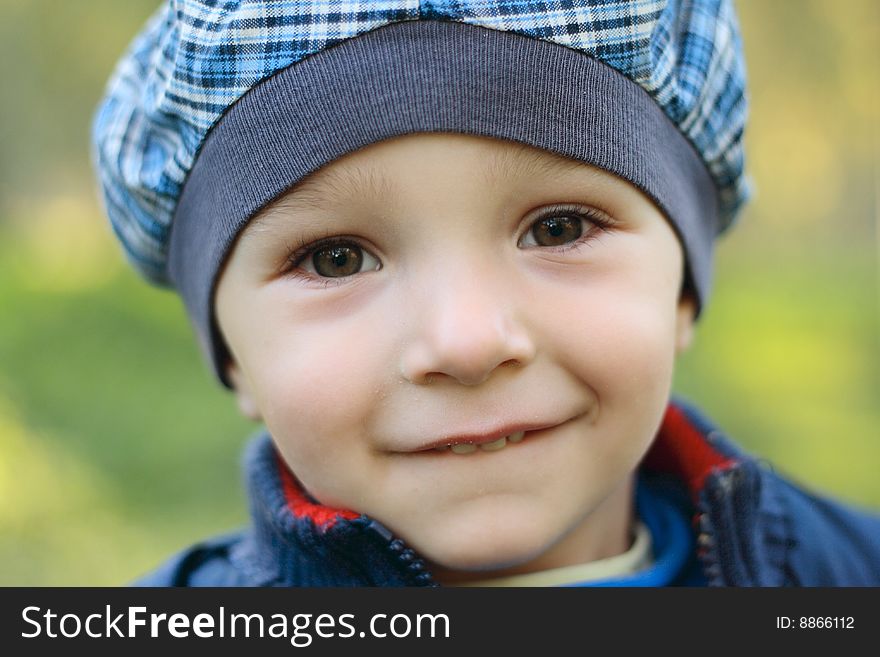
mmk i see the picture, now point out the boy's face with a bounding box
[216,134,695,579]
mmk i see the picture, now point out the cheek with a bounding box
[533,263,680,420]
[238,301,394,460]
[537,285,678,492]
[270,332,378,417]
[581,293,676,392]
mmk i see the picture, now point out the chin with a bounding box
[410,521,556,579]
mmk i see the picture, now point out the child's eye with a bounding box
[519,207,609,249]
[292,240,381,279]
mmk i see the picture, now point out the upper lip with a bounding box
[409,419,566,452]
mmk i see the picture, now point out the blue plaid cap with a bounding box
[92,0,749,385]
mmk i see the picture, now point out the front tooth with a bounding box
[507,431,526,443]
[451,443,478,454]
[479,436,507,452]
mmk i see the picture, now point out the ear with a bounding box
[674,293,697,355]
[225,360,262,421]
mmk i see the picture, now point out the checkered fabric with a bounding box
[93,0,748,287]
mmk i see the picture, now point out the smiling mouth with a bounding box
[432,430,527,455]
[411,416,573,456]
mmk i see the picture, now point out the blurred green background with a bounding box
[0,1,877,585]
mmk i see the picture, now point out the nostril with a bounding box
[399,305,536,385]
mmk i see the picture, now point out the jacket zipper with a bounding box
[695,510,724,586]
[368,520,438,586]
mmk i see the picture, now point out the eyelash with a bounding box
[284,232,365,288]
[283,205,614,285]
[523,205,613,252]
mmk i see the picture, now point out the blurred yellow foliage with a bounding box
[0,394,175,585]
[7,195,120,292]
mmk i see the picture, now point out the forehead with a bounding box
[244,134,615,232]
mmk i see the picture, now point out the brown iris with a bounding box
[312,244,363,277]
[529,216,583,247]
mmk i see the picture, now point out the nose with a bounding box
[400,264,536,386]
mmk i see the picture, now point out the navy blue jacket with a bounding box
[135,400,880,586]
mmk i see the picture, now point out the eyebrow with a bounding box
[480,141,591,186]
[245,162,392,236]
[246,138,593,235]
[292,163,395,210]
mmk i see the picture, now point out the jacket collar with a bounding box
[645,400,792,586]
